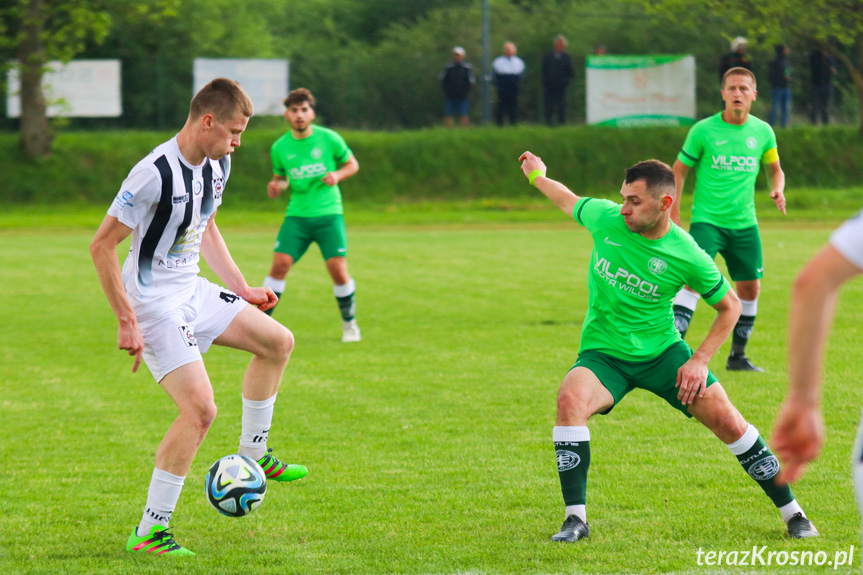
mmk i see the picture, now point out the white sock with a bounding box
[137,467,185,537]
[726,423,759,455]
[739,298,758,316]
[333,278,356,298]
[779,500,805,523]
[673,288,700,311]
[565,505,587,523]
[264,276,286,293]
[238,394,277,461]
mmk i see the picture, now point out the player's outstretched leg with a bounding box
[257,447,309,482]
[690,385,818,538]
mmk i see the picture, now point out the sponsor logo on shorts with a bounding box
[747,456,780,481]
[756,267,764,274]
[219,292,240,304]
[178,325,197,347]
[648,257,668,275]
[556,450,581,472]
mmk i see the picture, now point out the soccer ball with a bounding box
[205,454,267,517]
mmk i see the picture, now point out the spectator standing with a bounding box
[810,47,837,125]
[492,42,525,127]
[542,35,574,126]
[719,37,751,84]
[439,46,475,128]
[768,44,792,128]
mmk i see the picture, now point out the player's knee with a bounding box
[185,400,217,435]
[270,326,294,361]
[557,387,591,420]
[714,409,747,441]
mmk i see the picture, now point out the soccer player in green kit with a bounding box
[671,68,787,372]
[263,88,361,342]
[517,151,816,542]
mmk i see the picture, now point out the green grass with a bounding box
[1,203,862,574]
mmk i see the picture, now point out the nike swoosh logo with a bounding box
[715,140,729,146]
[756,267,764,273]
[604,237,622,246]
[286,154,296,159]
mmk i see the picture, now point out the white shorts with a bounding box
[139,276,247,382]
[831,210,863,271]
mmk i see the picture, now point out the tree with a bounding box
[632,0,863,131]
[0,0,175,158]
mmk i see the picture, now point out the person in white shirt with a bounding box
[492,41,526,126]
[91,78,307,557]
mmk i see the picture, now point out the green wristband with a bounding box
[528,169,545,186]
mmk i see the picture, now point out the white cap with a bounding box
[731,36,746,51]
[453,46,465,55]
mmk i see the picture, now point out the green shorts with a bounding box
[274,214,348,262]
[571,341,718,417]
[689,222,763,281]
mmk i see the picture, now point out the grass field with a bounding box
[2,201,862,574]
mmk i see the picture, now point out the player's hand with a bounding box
[321,172,340,186]
[267,179,288,198]
[675,356,708,405]
[244,286,279,312]
[770,189,787,215]
[772,399,824,484]
[117,319,144,373]
[518,151,547,181]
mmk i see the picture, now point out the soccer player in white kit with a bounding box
[91,78,307,556]
[773,210,863,532]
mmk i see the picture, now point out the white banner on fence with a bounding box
[193,59,289,116]
[7,59,122,118]
[586,55,695,127]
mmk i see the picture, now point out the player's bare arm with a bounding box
[773,244,861,483]
[267,175,289,199]
[200,214,278,311]
[90,215,144,373]
[766,159,786,215]
[676,289,740,405]
[321,154,359,187]
[519,151,580,215]
[671,160,689,227]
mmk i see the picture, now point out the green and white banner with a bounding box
[586,55,695,127]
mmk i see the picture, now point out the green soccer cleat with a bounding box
[257,448,309,482]
[126,525,195,556]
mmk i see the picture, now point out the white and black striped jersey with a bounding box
[831,209,863,271]
[107,136,230,321]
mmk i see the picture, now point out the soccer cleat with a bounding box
[257,448,308,482]
[550,515,590,542]
[342,319,361,343]
[787,513,819,539]
[726,353,765,372]
[126,525,195,556]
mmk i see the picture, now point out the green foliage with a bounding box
[3,125,863,206]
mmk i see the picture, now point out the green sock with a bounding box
[336,292,355,321]
[264,292,282,317]
[553,426,591,506]
[731,315,756,356]
[673,305,694,339]
[730,425,795,508]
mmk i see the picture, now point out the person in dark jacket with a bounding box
[719,37,751,84]
[492,42,525,126]
[768,44,792,128]
[439,46,476,128]
[542,35,574,126]
[810,47,837,126]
